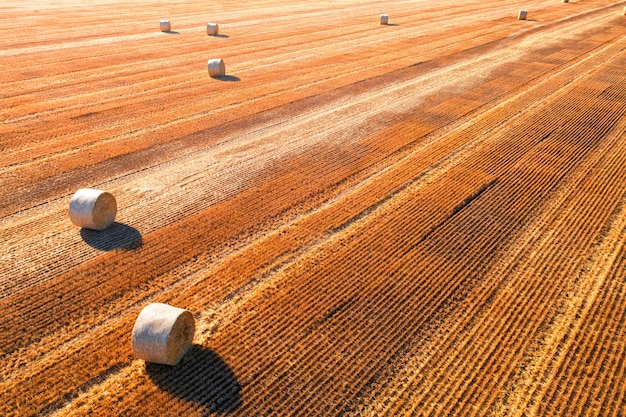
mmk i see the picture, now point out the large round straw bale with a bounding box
[380,14,389,25]
[69,188,117,231]
[207,58,225,77]
[160,20,171,32]
[518,10,528,20]
[207,22,219,36]
[132,303,195,366]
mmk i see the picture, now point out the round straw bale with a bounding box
[518,10,528,20]
[622,6,626,15]
[380,14,389,25]
[207,22,219,36]
[69,188,117,231]
[207,58,225,77]
[132,303,195,366]
[160,20,171,32]
[563,0,569,2]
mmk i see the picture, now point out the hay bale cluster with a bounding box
[158,20,225,77]
[159,20,220,35]
[61,2,618,377]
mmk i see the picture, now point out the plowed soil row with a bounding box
[1,0,625,416]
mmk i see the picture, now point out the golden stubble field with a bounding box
[1,0,626,415]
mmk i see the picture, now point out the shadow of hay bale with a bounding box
[215,75,240,82]
[80,222,142,251]
[146,344,241,413]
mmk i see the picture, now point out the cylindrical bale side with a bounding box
[207,22,219,36]
[622,6,626,15]
[518,10,528,20]
[207,58,225,77]
[69,188,117,231]
[132,303,195,366]
[160,20,171,32]
[380,14,389,25]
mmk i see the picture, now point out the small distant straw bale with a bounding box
[132,303,195,366]
[160,20,171,32]
[380,14,389,25]
[518,10,528,20]
[207,22,219,36]
[69,188,117,231]
[207,58,225,77]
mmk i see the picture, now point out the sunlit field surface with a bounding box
[1,0,626,415]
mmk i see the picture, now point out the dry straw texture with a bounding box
[207,22,219,35]
[69,188,117,231]
[207,58,225,77]
[132,303,195,366]
[4,1,626,415]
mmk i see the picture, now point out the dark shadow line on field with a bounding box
[389,178,500,258]
[80,222,143,251]
[215,75,241,82]
[450,179,498,216]
[383,23,400,27]
[213,34,229,38]
[146,345,242,414]
[537,129,556,143]
[326,170,499,240]
[163,30,180,34]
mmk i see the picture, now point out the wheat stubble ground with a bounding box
[1,0,626,415]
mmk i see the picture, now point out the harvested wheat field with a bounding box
[2,0,626,415]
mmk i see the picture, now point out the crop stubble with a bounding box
[1,0,625,416]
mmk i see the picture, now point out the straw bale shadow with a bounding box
[214,34,229,38]
[80,222,142,251]
[384,23,400,26]
[146,345,241,414]
[163,30,180,34]
[215,75,240,82]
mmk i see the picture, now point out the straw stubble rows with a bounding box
[1,0,625,415]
